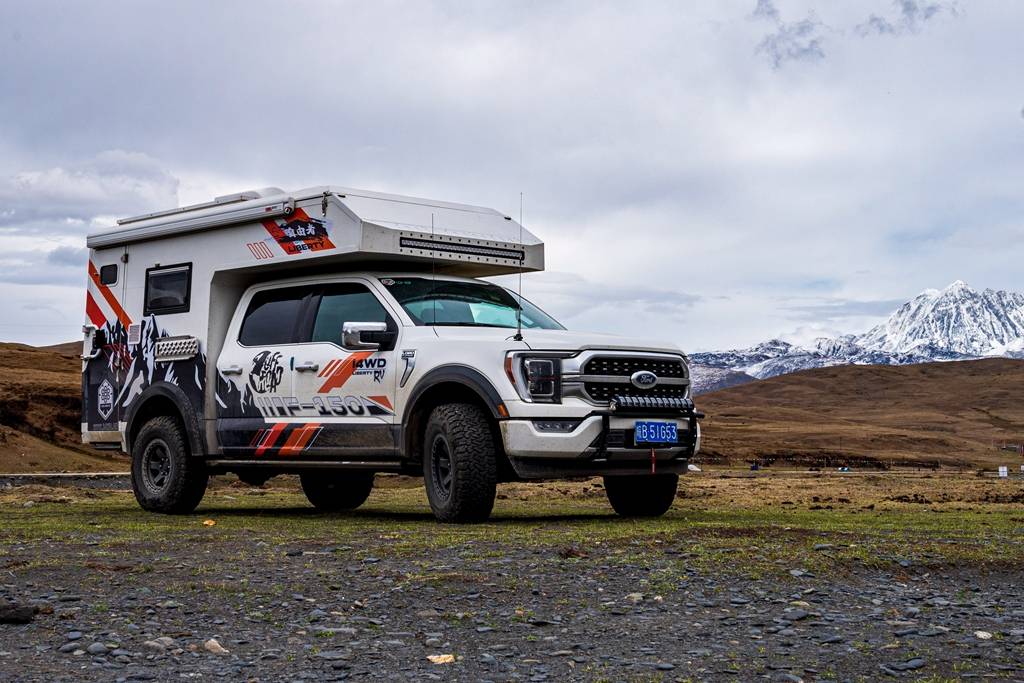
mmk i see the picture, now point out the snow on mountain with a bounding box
[858,280,1024,355]
[689,281,1024,394]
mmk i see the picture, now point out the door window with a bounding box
[311,284,392,344]
[239,286,310,346]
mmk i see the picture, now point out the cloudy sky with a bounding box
[1,0,1022,350]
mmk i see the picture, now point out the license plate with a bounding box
[634,421,677,445]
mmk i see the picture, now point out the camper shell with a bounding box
[83,185,700,522]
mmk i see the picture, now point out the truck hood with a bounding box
[431,327,684,355]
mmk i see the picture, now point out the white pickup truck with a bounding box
[82,186,701,522]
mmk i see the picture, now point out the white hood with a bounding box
[431,326,684,355]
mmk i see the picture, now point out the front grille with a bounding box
[583,356,686,378]
[585,383,688,402]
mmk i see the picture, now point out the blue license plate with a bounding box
[634,421,677,445]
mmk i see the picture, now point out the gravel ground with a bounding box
[1,475,1023,681]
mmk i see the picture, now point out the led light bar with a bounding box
[399,237,524,262]
[612,395,695,411]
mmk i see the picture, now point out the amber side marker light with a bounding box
[497,403,509,418]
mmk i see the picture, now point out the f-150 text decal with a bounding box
[251,394,394,418]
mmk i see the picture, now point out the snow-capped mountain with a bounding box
[690,281,1024,394]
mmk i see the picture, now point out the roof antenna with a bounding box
[513,192,524,342]
[430,213,438,326]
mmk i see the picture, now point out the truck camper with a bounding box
[83,186,702,522]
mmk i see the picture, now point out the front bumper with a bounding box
[500,410,701,479]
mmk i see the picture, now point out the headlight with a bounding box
[505,352,565,403]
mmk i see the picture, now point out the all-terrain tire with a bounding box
[131,416,208,514]
[604,473,678,517]
[423,403,498,523]
[300,471,375,511]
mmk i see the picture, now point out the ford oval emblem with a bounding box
[630,370,659,389]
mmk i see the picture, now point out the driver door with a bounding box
[290,281,400,458]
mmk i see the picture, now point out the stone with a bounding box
[86,642,109,656]
[203,639,229,655]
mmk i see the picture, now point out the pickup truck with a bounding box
[82,186,701,522]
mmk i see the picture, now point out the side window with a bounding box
[239,286,310,346]
[144,263,191,315]
[311,284,391,344]
[99,264,118,286]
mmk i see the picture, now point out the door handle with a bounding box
[295,362,320,372]
[221,365,243,375]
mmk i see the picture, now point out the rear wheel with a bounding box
[423,403,497,523]
[300,471,374,511]
[131,416,208,514]
[604,474,678,517]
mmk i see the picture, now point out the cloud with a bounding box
[0,150,178,234]
[750,0,780,22]
[782,297,908,322]
[856,1,955,37]
[0,2,1021,350]
[46,245,87,266]
[752,3,828,69]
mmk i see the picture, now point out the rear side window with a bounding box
[144,264,191,315]
[99,264,118,286]
[239,287,310,346]
[311,284,391,343]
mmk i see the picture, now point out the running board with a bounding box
[204,459,404,471]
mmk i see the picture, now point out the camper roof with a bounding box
[86,185,544,275]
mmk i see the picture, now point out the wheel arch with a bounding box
[124,382,207,457]
[401,365,507,469]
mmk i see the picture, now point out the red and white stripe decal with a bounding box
[86,260,132,328]
[317,352,374,393]
[279,423,323,456]
[254,422,288,456]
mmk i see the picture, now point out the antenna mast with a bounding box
[513,192,524,342]
[431,213,438,326]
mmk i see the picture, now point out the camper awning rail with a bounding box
[87,195,296,249]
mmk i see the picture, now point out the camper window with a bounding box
[144,263,191,315]
[99,264,117,286]
[239,286,310,347]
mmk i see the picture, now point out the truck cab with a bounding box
[82,186,701,522]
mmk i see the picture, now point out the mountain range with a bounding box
[690,280,1024,394]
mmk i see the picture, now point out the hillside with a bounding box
[697,358,1024,468]
[0,342,125,472]
[2,343,1022,472]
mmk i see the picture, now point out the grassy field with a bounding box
[4,471,1024,681]
[4,471,1023,574]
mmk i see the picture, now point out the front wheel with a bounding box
[423,403,497,523]
[300,471,374,511]
[131,416,208,514]
[604,473,678,517]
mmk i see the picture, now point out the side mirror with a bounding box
[342,322,388,350]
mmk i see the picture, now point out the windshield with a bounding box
[380,277,564,330]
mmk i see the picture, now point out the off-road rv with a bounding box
[82,186,702,522]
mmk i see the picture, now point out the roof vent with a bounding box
[214,187,286,203]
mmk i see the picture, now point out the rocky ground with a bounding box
[1,472,1023,682]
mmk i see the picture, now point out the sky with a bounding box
[1,0,1022,351]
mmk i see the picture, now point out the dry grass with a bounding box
[699,358,1024,468]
